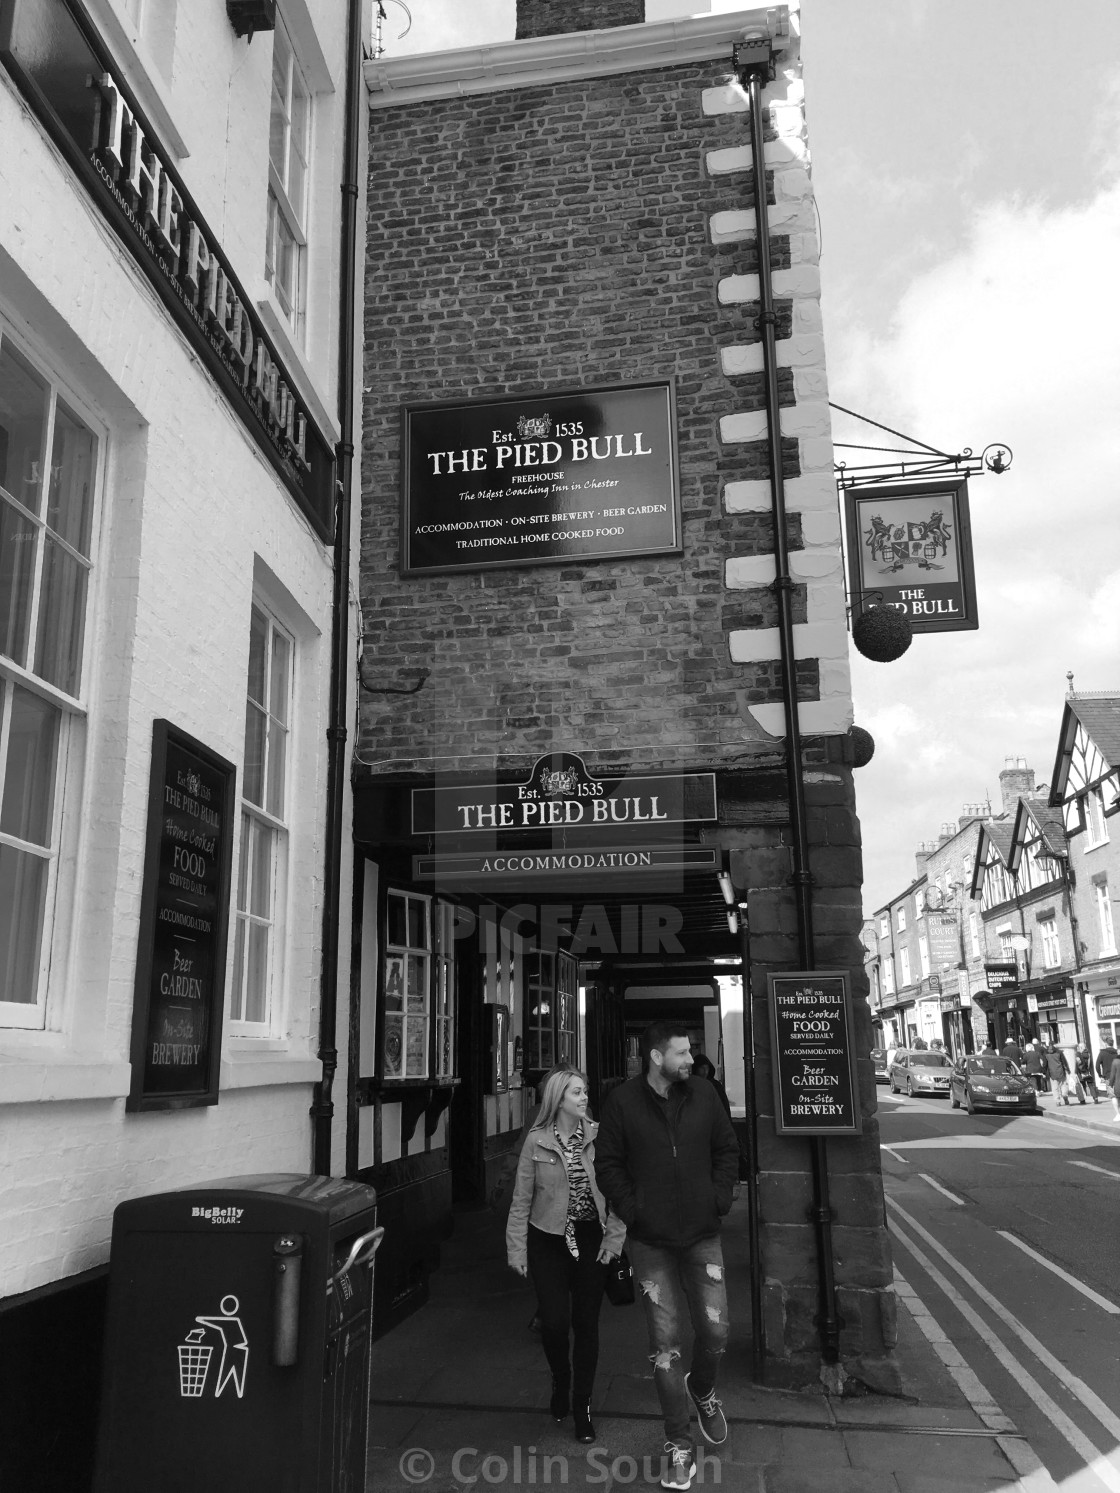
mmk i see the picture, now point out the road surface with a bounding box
[878,1086,1120,1491]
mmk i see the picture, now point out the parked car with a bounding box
[949,1055,1039,1115]
[870,1048,889,1084]
[883,1046,908,1076]
[888,1050,952,1096]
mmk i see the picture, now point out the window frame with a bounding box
[229,600,295,1038]
[899,946,911,986]
[0,318,106,1031]
[265,11,313,339]
[1039,917,1061,970]
[1096,880,1117,957]
[897,905,907,933]
[1084,788,1109,851]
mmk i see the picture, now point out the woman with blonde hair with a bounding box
[507,1065,625,1444]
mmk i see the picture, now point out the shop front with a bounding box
[1027,980,1078,1049]
[348,754,752,1335]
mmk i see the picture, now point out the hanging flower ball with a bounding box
[848,726,875,767]
[852,605,913,662]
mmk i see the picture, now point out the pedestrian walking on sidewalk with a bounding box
[595,1021,741,1490]
[506,1066,626,1445]
[1109,1053,1120,1122]
[1099,1045,1117,1116]
[1001,1036,1023,1066]
[1074,1045,1098,1104]
[1043,1042,1072,1104]
[1024,1041,1047,1092]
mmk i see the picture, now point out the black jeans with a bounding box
[527,1219,606,1399]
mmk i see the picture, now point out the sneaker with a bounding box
[686,1372,728,1445]
[660,1442,696,1489]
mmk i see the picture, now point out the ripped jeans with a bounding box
[627,1234,729,1448]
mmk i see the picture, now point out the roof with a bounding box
[1050,693,1120,804]
[969,820,1014,899]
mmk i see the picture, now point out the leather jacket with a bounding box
[506,1119,626,1273]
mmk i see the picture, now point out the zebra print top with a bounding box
[554,1121,598,1258]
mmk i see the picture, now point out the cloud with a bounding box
[839,181,1120,910]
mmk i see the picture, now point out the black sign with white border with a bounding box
[768,970,862,1136]
[127,721,235,1111]
[843,477,979,634]
[401,381,680,575]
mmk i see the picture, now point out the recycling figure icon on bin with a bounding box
[177,1293,250,1400]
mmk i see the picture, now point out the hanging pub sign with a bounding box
[412,753,716,836]
[0,0,335,541]
[768,971,862,1136]
[401,381,680,574]
[843,477,978,633]
[127,722,236,1111]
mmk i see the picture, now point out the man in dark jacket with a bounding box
[595,1021,740,1489]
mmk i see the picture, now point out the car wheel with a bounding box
[965,1091,976,1115]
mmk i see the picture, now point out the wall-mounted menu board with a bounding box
[767,971,862,1136]
[127,721,236,1111]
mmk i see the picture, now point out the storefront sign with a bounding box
[984,962,1019,991]
[1098,998,1120,1019]
[412,753,716,836]
[413,845,720,881]
[768,971,862,1136]
[0,0,335,540]
[1035,993,1072,1012]
[843,477,978,634]
[128,722,235,1111]
[401,382,680,574]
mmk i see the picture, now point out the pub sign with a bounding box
[843,477,978,634]
[768,971,862,1136]
[128,722,236,1110]
[401,382,680,574]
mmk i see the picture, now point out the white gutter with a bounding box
[364,6,791,107]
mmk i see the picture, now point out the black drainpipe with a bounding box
[311,0,364,1176]
[735,38,842,1367]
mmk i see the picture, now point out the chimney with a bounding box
[915,841,937,877]
[516,0,644,39]
[999,756,1035,815]
[958,802,987,829]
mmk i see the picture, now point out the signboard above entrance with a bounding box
[411,753,717,837]
[401,381,680,574]
[843,477,978,634]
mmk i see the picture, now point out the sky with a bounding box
[376,0,1120,915]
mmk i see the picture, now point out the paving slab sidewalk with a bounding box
[365,1195,1054,1493]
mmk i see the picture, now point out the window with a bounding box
[882,961,894,996]
[1085,788,1109,849]
[915,889,925,917]
[526,950,555,1070]
[1096,881,1116,956]
[998,929,1014,962]
[433,899,456,1080]
[879,915,888,940]
[231,603,292,1031]
[1039,918,1060,969]
[0,327,100,1029]
[969,911,981,958]
[899,947,911,985]
[918,936,930,978]
[266,15,311,335]
[122,0,178,81]
[382,891,430,1078]
[897,906,907,933]
[524,949,579,1070]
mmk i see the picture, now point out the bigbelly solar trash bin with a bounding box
[93,1174,381,1493]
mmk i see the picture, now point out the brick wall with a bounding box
[360,50,848,775]
[516,0,643,38]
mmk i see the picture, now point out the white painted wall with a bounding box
[0,0,358,1301]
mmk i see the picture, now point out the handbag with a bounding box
[603,1250,635,1307]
